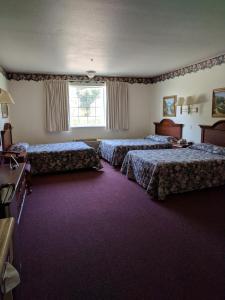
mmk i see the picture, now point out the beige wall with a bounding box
[9,81,151,144]
[149,64,225,142]
[0,69,9,130]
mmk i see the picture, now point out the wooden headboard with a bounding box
[1,123,13,151]
[154,119,183,139]
[199,121,225,147]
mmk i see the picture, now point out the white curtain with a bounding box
[106,81,129,130]
[45,80,70,132]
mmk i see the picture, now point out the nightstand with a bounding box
[172,143,190,149]
[76,139,100,152]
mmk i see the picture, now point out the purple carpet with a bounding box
[17,161,225,300]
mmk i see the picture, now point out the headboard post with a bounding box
[154,119,183,139]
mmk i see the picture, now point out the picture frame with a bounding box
[163,95,177,117]
[212,88,225,118]
[1,103,8,118]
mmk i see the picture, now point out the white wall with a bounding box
[9,81,151,144]
[0,69,9,129]
[149,64,225,142]
[8,63,225,144]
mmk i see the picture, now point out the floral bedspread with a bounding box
[121,148,225,200]
[27,142,102,174]
[99,139,172,166]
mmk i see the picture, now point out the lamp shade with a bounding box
[177,97,185,106]
[0,88,15,104]
[184,96,193,106]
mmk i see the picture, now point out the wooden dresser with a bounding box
[0,218,15,300]
[0,163,27,223]
[0,163,28,299]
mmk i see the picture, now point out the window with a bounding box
[69,84,106,127]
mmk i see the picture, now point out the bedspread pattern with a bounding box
[121,149,225,200]
[99,139,172,166]
[27,142,102,174]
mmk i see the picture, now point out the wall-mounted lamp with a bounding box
[177,96,198,114]
[0,88,15,104]
[0,88,15,119]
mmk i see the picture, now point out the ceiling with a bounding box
[0,0,225,77]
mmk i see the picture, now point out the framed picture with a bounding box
[163,95,177,117]
[212,88,225,118]
[1,103,8,118]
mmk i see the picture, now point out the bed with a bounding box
[121,121,225,200]
[1,123,102,175]
[99,119,183,166]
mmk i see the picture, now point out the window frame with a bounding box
[69,82,106,128]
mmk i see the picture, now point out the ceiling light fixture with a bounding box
[86,70,96,79]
